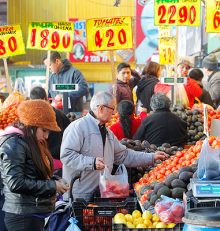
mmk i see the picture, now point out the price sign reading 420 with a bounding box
[27,22,74,52]
[154,0,201,26]
[206,0,220,32]
[86,17,133,51]
[0,24,25,58]
[159,37,176,65]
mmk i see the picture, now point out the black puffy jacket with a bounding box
[0,134,56,215]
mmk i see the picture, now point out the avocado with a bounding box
[143,200,151,210]
[150,194,158,205]
[172,187,186,199]
[197,126,203,132]
[171,146,178,151]
[178,166,193,174]
[150,144,158,151]
[195,122,202,127]
[162,143,171,148]
[165,173,179,187]
[164,148,172,155]
[179,171,193,183]
[157,186,171,197]
[171,179,187,189]
[153,183,165,194]
[140,185,151,196]
[141,140,151,149]
[134,145,144,151]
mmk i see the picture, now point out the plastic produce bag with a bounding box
[99,164,129,198]
[175,84,189,108]
[155,196,184,223]
[65,217,81,231]
[198,138,220,180]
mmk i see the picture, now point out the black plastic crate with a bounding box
[112,222,184,231]
[73,197,137,231]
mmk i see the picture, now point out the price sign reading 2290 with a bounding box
[27,22,74,52]
[154,0,201,26]
[86,17,133,51]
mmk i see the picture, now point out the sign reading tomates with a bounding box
[86,17,133,51]
[0,24,25,58]
[206,0,220,32]
[159,37,176,64]
[27,22,74,52]
[154,0,201,26]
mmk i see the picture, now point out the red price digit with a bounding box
[30,28,37,47]
[51,31,60,49]
[0,40,6,55]
[118,29,126,45]
[213,11,220,29]
[40,29,49,48]
[8,37,17,52]
[189,6,196,24]
[163,48,167,61]
[95,30,103,48]
[106,29,114,47]
[168,5,176,24]
[179,6,187,23]
[168,47,173,63]
[158,5,166,24]
[62,33,71,48]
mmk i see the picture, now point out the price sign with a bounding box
[159,26,172,38]
[0,24,25,58]
[159,37,176,64]
[154,0,201,26]
[206,0,220,33]
[86,17,133,51]
[27,22,74,52]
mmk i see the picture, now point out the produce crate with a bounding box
[73,197,137,231]
[112,222,184,231]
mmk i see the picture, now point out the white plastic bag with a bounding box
[175,84,189,108]
[198,138,220,180]
[99,164,129,198]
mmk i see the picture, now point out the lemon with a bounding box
[136,224,147,228]
[167,223,176,228]
[126,222,135,228]
[125,214,133,223]
[156,222,167,228]
[114,213,125,221]
[133,217,144,226]
[152,214,160,222]
[142,210,152,220]
[132,210,142,219]
[144,219,153,227]
[114,213,126,225]
[152,221,159,227]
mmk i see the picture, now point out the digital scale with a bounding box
[191,179,220,198]
[160,77,188,85]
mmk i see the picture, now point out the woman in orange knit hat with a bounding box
[0,100,69,231]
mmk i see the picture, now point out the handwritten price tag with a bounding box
[159,26,172,38]
[159,37,176,65]
[154,0,201,26]
[206,0,220,32]
[27,22,74,52]
[0,25,25,58]
[86,17,133,51]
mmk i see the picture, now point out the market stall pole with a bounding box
[3,59,12,94]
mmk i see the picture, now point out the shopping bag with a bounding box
[99,164,129,198]
[198,138,220,180]
[175,84,189,108]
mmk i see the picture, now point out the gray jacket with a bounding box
[48,59,88,112]
[61,113,154,199]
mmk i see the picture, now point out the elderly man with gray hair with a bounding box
[61,91,168,199]
[133,93,187,147]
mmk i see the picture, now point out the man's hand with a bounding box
[95,157,105,170]
[153,151,169,162]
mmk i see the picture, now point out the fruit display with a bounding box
[2,91,25,109]
[0,103,19,129]
[155,196,184,224]
[113,210,177,228]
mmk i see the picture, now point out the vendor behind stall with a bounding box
[133,93,187,147]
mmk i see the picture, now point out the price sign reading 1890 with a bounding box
[154,0,201,26]
[86,17,133,51]
[0,24,25,58]
[27,22,74,52]
[206,0,220,32]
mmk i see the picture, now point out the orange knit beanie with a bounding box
[17,100,61,132]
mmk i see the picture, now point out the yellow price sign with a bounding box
[206,0,220,33]
[86,17,133,51]
[154,0,201,26]
[0,24,25,58]
[159,37,176,65]
[27,22,74,52]
[159,26,172,38]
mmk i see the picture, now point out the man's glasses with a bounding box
[97,105,115,111]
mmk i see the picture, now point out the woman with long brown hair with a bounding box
[0,100,69,231]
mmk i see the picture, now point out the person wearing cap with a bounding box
[133,93,187,147]
[61,91,168,200]
[202,54,220,108]
[0,100,69,231]
[109,100,145,140]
